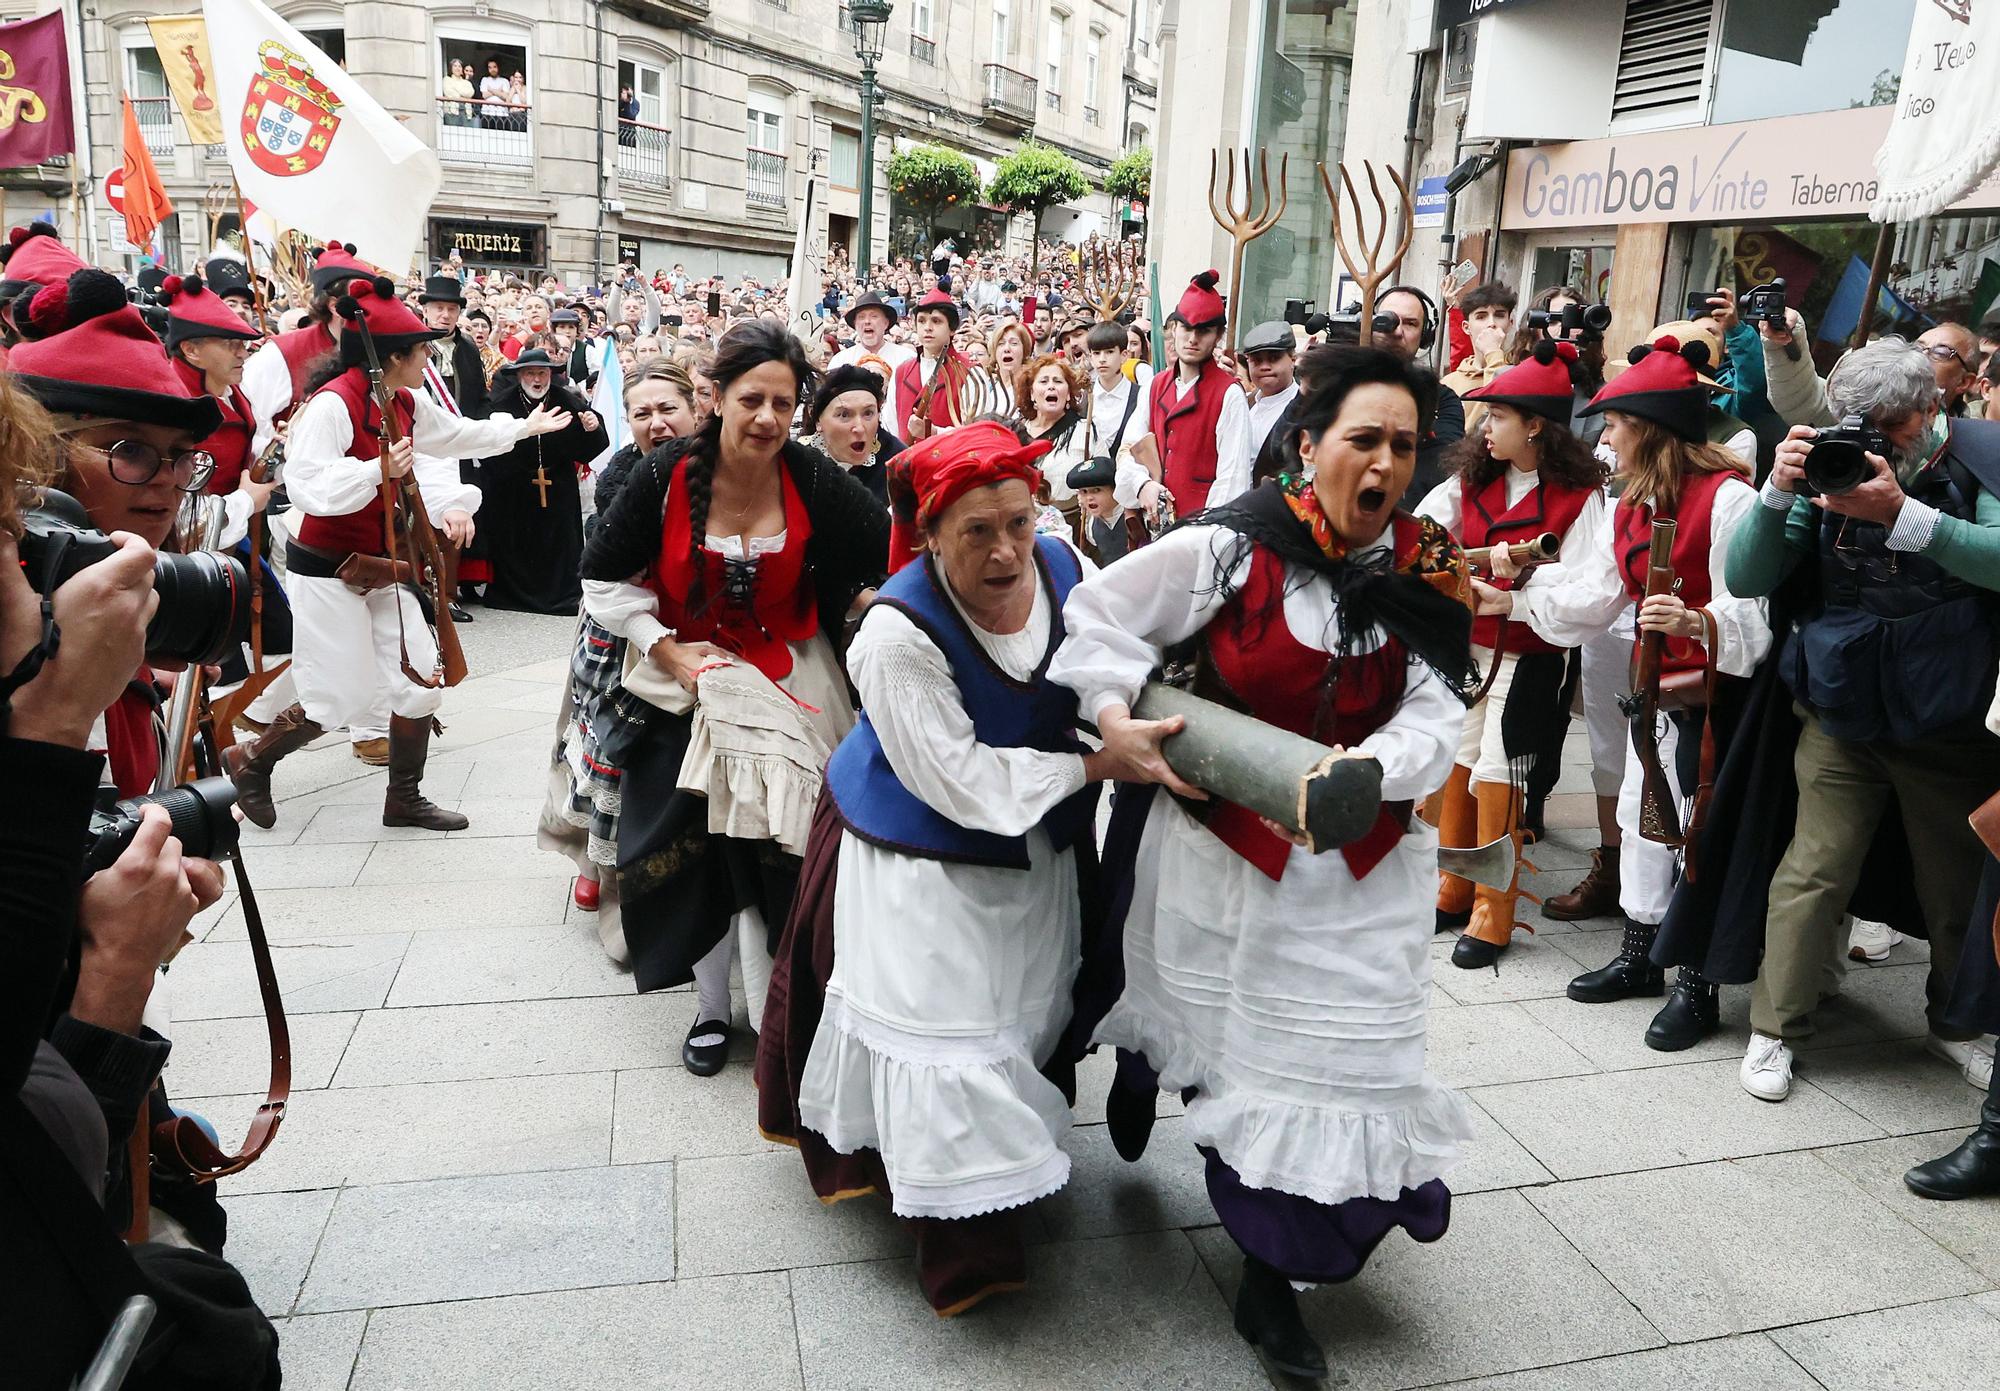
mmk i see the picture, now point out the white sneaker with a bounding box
[1741,1034,1794,1101]
[1846,917,1904,963]
[1926,1034,1997,1091]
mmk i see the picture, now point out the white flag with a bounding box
[588,337,628,476]
[203,0,441,275]
[1870,1,2000,221]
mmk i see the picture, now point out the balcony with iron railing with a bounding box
[746,148,787,211]
[982,63,1037,130]
[910,33,935,63]
[435,96,532,169]
[1044,88,1063,112]
[616,117,671,189]
[1084,105,1100,127]
[131,95,175,158]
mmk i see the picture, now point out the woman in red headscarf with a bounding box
[756,419,1180,1317]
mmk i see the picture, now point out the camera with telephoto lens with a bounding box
[1741,279,1788,332]
[1800,415,1890,497]
[1527,302,1613,339]
[16,489,254,666]
[83,777,239,877]
[1324,308,1396,340]
[1283,298,1334,337]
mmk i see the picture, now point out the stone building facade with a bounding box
[0,0,1157,285]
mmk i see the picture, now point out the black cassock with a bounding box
[479,379,607,614]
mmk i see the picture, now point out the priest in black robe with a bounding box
[478,346,608,614]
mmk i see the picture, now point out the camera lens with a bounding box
[148,549,254,666]
[1803,438,1872,496]
[84,776,241,876]
[1578,304,1613,333]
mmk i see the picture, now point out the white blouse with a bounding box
[283,387,526,526]
[1414,468,1611,616]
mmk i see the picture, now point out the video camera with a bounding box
[1741,278,1789,332]
[17,490,253,666]
[1283,298,1337,338]
[1800,414,1889,497]
[84,777,240,877]
[1527,302,1612,340]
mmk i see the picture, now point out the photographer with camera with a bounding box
[1762,304,1983,428]
[1725,337,2000,1103]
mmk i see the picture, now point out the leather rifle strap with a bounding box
[1680,607,1722,884]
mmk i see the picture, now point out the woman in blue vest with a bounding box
[756,419,1179,1316]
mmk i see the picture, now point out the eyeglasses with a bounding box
[1921,342,1975,370]
[76,439,216,493]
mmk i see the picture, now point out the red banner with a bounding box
[0,12,74,169]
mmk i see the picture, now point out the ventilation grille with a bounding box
[1613,0,1713,122]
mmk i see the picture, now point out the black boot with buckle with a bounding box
[1567,916,1664,1003]
[1233,1254,1326,1383]
[1645,967,1720,1050]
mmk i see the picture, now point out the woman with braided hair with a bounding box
[581,320,888,1075]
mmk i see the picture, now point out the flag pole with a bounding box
[1851,221,1895,352]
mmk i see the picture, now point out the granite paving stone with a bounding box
[167,932,410,1020]
[222,1188,340,1317]
[331,993,696,1087]
[1431,935,1602,1005]
[1424,1001,1602,1089]
[1526,1151,1987,1341]
[1769,1297,2000,1390]
[1517,989,1749,1072]
[1034,1115,1214,1242]
[1451,1097,1558,1195]
[354,833,576,885]
[385,921,631,1008]
[161,1010,358,1096]
[268,1313,367,1391]
[1444,1333,1821,1390]
[298,1163,676,1312]
[610,1062,786,1163]
[202,876,576,941]
[1788,1036,1986,1134]
[1814,1129,2000,1281]
[225,840,375,890]
[673,1148,916,1278]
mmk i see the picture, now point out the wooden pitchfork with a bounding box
[1078,237,1139,321]
[1207,148,1288,355]
[1317,159,1414,349]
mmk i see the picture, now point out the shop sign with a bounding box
[1503,104,2000,231]
[1440,0,1565,24]
[430,218,545,267]
[1414,175,1447,229]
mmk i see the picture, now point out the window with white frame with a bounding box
[913,0,933,37]
[991,0,1010,64]
[745,87,788,211]
[1085,30,1101,123]
[123,37,174,158]
[1046,14,1065,108]
[1130,0,1150,59]
[436,21,534,168]
[287,5,346,67]
[615,56,670,185]
[830,127,860,190]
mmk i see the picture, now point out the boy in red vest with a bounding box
[224,276,573,832]
[161,273,272,549]
[1130,270,1252,516]
[894,287,976,440]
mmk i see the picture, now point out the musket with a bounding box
[1624,518,1683,846]
[351,313,468,688]
[1463,531,1560,573]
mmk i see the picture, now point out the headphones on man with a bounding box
[1379,285,1438,349]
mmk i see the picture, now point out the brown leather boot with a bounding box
[1453,781,1527,969]
[382,714,469,831]
[1434,764,1478,931]
[222,703,323,829]
[1543,845,1621,922]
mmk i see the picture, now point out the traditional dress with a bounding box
[759,423,1098,1316]
[1134,272,1253,513]
[1051,480,1479,1292]
[480,357,607,614]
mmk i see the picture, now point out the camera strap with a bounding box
[0,534,72,711]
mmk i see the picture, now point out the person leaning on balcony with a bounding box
[441,57,475,126]
[618,86,640,146]
[479,57,510,127]
[508,72,529,130]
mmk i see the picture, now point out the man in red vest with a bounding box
[224,276,573,832]
[1130,270,1252,517]
[893,287,976,441]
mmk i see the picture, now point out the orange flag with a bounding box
[118,94,175,251]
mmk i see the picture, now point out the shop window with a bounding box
[1709,0,1915,126]
[437,29,533,169]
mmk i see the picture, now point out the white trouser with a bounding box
[1455,645,1521,785]
[1580,617,1632,799]
[288,574,444,731]
[242,666,297,722]
[1614,710,1682,925]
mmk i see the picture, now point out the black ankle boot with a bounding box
[1233,1255,1327,1382]
[1567,917,1664,1003]
[1105,1074,1158,1163]
[1645,968,1719,1051]
[1436,906,1471,934]
[1905,1110,2000,1200]
[1451,933,1502,969]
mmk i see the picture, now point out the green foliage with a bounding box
[986,139,1091,216]
[883,143,983,216]
[1104,147,1152,205]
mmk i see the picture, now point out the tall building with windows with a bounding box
[0,0,1158,285]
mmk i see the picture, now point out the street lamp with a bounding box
[851,0,892,283]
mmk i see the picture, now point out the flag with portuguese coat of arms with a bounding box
[202,0,440,276]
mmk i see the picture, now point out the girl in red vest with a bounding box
[1471,335,1770,1030]
[1053,349,1482,1382]
[1418,340,1609,969]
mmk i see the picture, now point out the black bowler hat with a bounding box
[419,275,466,305]
[499,346,560,373]
[844,289,899,328]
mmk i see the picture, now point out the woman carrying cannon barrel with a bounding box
[756,420,1177,1315]
[1468,335,1770,1033]
[1417,340,1609,969]
[1047,347,1482,1382]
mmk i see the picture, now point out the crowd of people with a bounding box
[10,193,2000,1387]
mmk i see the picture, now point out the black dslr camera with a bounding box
[17,489,253,666]
[1800,415,1890,497]
[1527,301,1612,340]
[84,777,240,876]
[1741,278,1788,332]
[1283,298,1334,337]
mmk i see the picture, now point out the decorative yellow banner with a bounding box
[146,15,224,146]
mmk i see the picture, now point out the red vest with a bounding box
[173,357,258,497]
[272,323,337,420]
[1458,471,1595,654]
[1198,518,1423,883]
[893,350,973,438]
[644,457,816,681]
[292,369,413,558]
[1613,467,1738,676]
[1149,361,1237,513]
[104,669,161,798]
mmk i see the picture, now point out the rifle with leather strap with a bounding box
[1621,517,1683,847]
[911,351,969,431]
[352,312,468,689]
[205,439,294,755]
[1464,533,1561,704]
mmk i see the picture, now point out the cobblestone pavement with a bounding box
[169,607,2000,1389]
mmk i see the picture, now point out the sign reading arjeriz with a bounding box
[1502,104,2000,231]
[431,218,545,268]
